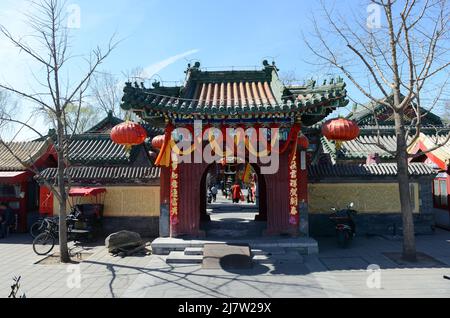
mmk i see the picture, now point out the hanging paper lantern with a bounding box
[151,135,165,150]
[297,134,309,150]
[111,121,147,152]
[322,118,360,149]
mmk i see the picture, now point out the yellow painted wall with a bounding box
[308,183,419,214]
[53,186,160,217]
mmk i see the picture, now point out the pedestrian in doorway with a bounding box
[210,185,218,202]
[231,182,242,204]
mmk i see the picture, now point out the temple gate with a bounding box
[121,61,348,238]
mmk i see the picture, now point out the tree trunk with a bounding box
[57,120,71,263]
[394,109,417,262]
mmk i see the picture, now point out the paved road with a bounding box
[1,230,450,298]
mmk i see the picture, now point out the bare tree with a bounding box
[90,71,123,118]
[0,0,118,262]
[90,67,144,119]
[305,0,450,261]
[43,102,99,134]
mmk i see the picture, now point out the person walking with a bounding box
[210,185,218,202]
[231,182,242,204]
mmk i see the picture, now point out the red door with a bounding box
[39,187,53,217]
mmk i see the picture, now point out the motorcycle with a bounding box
[329,202,357,248]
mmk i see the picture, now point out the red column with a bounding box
[288,147,300,235]
[169,161,180,237]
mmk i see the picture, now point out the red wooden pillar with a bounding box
[169,161,180,237]
[287,146,300,235]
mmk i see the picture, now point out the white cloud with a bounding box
[142,49,200,79]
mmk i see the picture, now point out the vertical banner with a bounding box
[170,160,180,235]
[289,149,299,226]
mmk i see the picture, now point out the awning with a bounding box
[69,187,107,197]
[0,171,30,183]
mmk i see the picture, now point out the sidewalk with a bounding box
[1,230,450,298]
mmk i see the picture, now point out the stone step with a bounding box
[251,247,286,256]
[184,247,204,256]
[252,254,274,264]
[206,229,260,238]
[204,221,266,230]
[152,237,319,256]
[166,251,203,264]
[252,251,304,264]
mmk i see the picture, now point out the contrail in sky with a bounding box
[142,49,200,78]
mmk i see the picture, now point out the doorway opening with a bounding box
[200,162,267,238]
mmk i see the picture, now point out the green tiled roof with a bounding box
[319,126,450,164]
[40,166,160,185]
[84,111,124,134]
[347,95,443,126]
[121,62,348,123]
[64,134,150,166]
[309,163,435,180]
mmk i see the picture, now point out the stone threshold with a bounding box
[152,236,319,255]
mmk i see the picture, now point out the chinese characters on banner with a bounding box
[289,149,299,225]
[170,160,179,226]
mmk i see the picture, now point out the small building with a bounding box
[0,139,56,232]
[304,97,447,235]
[39,113,163,237]
[408,133,450,230]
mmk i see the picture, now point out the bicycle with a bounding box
[32,210,83,256]
[30,216,59,238]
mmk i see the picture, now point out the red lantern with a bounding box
[151,135,165,150]
[322,118,360,149]
[297,134,309,150]
[111,122,147,151]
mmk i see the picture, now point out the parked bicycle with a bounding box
[32,209,89,256]
[30,216,58,238]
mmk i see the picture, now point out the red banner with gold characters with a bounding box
[170,160,179,226]
[288,148,299,226]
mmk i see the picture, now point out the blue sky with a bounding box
[0,0,448,140]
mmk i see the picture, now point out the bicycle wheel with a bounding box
[33,232,56,255]
[30,221,45,238]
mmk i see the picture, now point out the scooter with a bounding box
[329,202,357,248]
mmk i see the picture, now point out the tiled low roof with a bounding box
[321,135,396,162]
[409,133,450,168]
[40,166,160,184]
[0,139,52,171]
[308,163,435,179]
[84,111,124,134]
[67,134,130,164]
[347,97,443,126]
[121,62,348,119]
[84,112,164,137]
[66,134,148,165]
